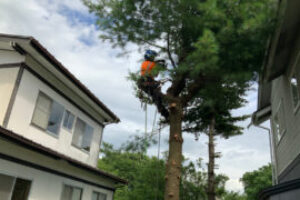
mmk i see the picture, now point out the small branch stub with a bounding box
[173,134,184,143]
[172,160,177,166]
[174,134,179,141]
[169,103,177,108]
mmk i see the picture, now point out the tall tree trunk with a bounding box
[207,117,216,200]
[164,98,183,200]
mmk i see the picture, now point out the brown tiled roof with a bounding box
[0,126,127,184]
[0,33,120,123]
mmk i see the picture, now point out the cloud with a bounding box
[0,0,271,192]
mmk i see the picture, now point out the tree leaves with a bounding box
[98,137,230,200]
[241,164,272,200]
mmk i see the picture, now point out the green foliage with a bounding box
[98,139,165,200]
[84,0,276,72]
[85,0,277,122]
[223,191,247,200]
[240,164,272,200]
[85,1,277,199]
[180,160,207,200]
[185,29,219,78]
[183,81,249,138]
[121,134,157,154]
[180,0,276,138]
[180,159,229,200]
[98,136,233,200]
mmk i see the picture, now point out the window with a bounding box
[72,118,94,152]
[272,101,286,143]
[290,74,300,108]
[63,110,75,131]
[32,92,64,135]
[61,185,82,200]
[92,191,107,200]
[0,173,31,200]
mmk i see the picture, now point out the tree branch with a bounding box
[167,31,177,68]
[137,38,167,51]
[181,75,206,106]
[167,73,187,97]
[181,127,197,133]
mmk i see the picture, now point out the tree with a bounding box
[180,160,207,200]
[240,164,272,200]
[98,136,230,200]
[183,82,248,200]
[180,159,229,200]
[84,1,276,199]
[98,136,165,200]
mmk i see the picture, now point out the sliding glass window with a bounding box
[32,92,64,136]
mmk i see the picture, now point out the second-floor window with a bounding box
[32,92,64,136]
[72,118,94,152]
[272,100,286,143]
[290,74,300,109]
[63,110,75,131]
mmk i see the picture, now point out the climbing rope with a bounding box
[141,102,166,200]
[155,123,162,200]
[151,109,158,135]
[144,103,148,136]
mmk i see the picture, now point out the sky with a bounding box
[0,0,271,192]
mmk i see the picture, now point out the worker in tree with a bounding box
[138,50,169,119]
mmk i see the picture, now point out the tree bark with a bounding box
[207,117,216,200]
[164,98,183,200]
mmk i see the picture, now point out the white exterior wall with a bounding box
[0,67,19,125]
[7,69,103,167]
[271,74,300,176]
[0,49,25,64]
[0,159,113,200]
[0,139,114,200]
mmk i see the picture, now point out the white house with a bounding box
[0,33,126,200]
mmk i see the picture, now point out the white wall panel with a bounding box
[0,50,24,64]
[0,67,19,125]
[7,70,103,166]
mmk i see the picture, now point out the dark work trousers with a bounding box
[138,77,169,119]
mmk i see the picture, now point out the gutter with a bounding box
[248,120,278,185]
[258,178,300,200]
[251,105,272,125]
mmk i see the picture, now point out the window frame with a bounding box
[0,172,32,200]
[272,100,286,144]
[71,118,94,153]
[289,72,300,113]
[289,51,300,114]
[92,191,107,200]
[92,190,108,200]
[31,91,64,138]
[31,92,52,130]
[62,110,76,132]
[60,184,83,200]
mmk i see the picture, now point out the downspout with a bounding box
[248,122,278,185]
